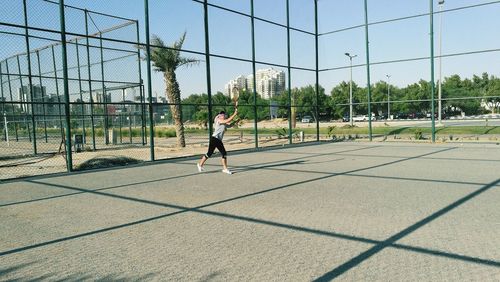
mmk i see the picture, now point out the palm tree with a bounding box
[145,32,199,147]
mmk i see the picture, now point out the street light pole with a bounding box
[386,74,391,120]
[438,0,445,125]
[345,52,357,126]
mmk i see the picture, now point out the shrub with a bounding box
[275,127,296,139]
[414,129,423,140]
[327,125,336,139]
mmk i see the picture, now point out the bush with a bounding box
[155,128,176,138]
[327,125,336,138]
[414,129,423,140]
[275,127,296,139]
[76,156,142,170]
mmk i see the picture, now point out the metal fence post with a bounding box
[203,0,213,137]
[121,88,126,143]
[430,0,436,142]
[144,0,155,161]
[364,0,373,141]
[0,63,5,141]
[250,0,258,148]
[35,51,48,142]
[5,60,19,141]
[23,0,37,154]
[16,55,30,142]
[99,33,109,145]
[84,9,96,150]
[314,0,320,141]
[135,21,146,146]
[75,39,86,143]
[51,45,64,140]
[59,0,73,171]
[286,0,292,144]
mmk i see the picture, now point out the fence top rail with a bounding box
[0,20,136,63]
[42,0,137,23]
[319,0,500,36]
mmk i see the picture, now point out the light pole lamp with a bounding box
[438,0,445,124]
[386,74,391,120]
[345,52,357,126]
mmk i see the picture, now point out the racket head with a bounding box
[232,86,240,103]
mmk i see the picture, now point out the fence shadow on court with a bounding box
[1,145,499,280]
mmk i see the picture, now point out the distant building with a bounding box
[225,75,248,99]
[254,68,285,99]
[92,91,111,104]
[225,68,285,100]
[18,85,47,114]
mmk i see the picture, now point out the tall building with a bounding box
[18,85,47,114]
[92,91,111,104]
[254,68,285,99]
[225,68,285,100]
[224,75,248,99]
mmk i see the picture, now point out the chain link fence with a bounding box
[1,0,499,180]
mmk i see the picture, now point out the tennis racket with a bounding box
[232,86,239,109]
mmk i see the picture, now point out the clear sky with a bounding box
[1,0,499,101]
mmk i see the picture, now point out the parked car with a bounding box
[426,112,447,119]
[395,112,408,119]
[342,114,350,122]
[377,114,388,120]
[301,115,313,123]
[352,115,367,122]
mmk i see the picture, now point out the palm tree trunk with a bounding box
[164,71,185,147]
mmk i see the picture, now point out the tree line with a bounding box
[144,33,499,148]
[180,72,500,123]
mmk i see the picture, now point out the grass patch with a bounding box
[228,126,500,137]
[11,125,500,139]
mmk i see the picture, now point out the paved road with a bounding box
[400,119,500,128]
[1,142,499,281]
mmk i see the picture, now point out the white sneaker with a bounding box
[197,163,204,172]
[222,168,232,175]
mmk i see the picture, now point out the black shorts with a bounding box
[205,136,227,158]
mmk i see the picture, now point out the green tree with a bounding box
[329,81,354,119]
[181,93,209,127]
[145,33,199,147]
[443,75,482,115]
[402,80,431,114]
[370,81,390,115]
[294,85,326,122]
[484,76,500,114]
[273,89,290,118]
[232,90,269,121]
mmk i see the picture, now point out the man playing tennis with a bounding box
[197,104,238,174]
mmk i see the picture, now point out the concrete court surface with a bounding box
[0,142,499,281]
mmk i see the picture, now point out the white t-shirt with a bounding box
[212,114,226,140]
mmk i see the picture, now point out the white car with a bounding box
[301,116,313,123]
[352,115,367,122]
[353,114,377,122]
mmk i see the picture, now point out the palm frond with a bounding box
[172,32,187,51]
[151,35,166,48]
[178,57,199,68]
[144,32,199,72]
